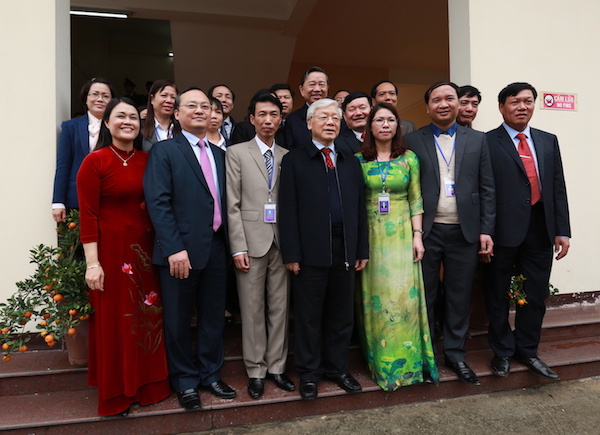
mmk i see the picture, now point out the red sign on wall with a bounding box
[541,92,577,111]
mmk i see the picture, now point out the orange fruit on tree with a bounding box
[69,309,77,316]
[18,345,27,352]
[40,331,48,337]
[47,340,56,347]
[67,328,76,335]
[44,334,54,343]
[55,319,62,324]
[3,355,11,362]
[24,311,32,318]
[1,343,9,350]
[43,284,53,291]
[517,299,526,305]
[68,222,77,229]
[39,320,47,326]
[42,313,51,319]
[53,294,64,302]
[1,327,9,334]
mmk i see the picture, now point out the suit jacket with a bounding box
[142,131,160,152]
[278,143,369,267]
[52,114,90,208]
[223,116,237,147]
[144,134,228,269]
[335,129,362,154]
[283,105,311,149]
[486,125,570,247]
[400,118,417,136]
[405,124,495,243]
[226,139,288,257]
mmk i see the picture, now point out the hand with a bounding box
[478,234,494,256]
[233,253,250,272]
[355,259,368,271]
[413,236,425,262]
[85,266,104,291]
[554,237,570,260]
[285,262,300,275]
[168,250,192,279]
[52,208,66,223]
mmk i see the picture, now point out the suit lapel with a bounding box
[79,114,89,154]
[176,135,211,194]
[496,126,527,176]
[422,127,441,187]
[208,142,226,198]
[454,126,467,181]
[530,128,546,182]
[248,139,270,185]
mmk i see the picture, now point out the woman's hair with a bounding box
[141,79,180,139]
[360,102,407,161]
[79,77,115,112]
[96,97,143,150]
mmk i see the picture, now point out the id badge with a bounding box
[264,202,277,223]
[378,193,390,214]
[444,179,456,197]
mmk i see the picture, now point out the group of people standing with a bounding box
[51,66,570,416]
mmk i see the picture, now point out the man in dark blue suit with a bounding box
[144,87,235,411]
[484,82,570,381]
[284,66,329,149]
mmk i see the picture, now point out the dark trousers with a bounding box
[292,237,355,382]
[158,231,227,392]
[484,204,553,358]
[422,223,479,363]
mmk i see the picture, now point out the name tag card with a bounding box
[264,202,277,223]
[444,179,456,197]
[378,193,390,214]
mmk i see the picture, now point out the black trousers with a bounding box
[421,223,479,363]
[158,231,228,392]
[484,204,553,358]
[292,236,355,382]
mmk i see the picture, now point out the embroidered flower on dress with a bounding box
[122,263,134,274]
[144,291,158,306]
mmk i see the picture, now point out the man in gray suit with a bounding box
[371,80,417,135]
[404,81,495,385]
[226,93,294,399]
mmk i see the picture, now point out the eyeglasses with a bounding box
[181,102,211,111]
[88,92,111,101]
[373,117,397,125]
[314,115,341,123]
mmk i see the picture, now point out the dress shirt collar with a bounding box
[352,129,365,142]
[255,135,275,155]
[431,122,457,137]
[181,129,208,146]
[502,122,532,142]
[88,112,101,125]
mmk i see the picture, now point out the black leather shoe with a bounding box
[516,356,560,380]
[299,381,318,400]
[270,373,295,391]
[445,361,481,385]
[206,380,237,399]
[177,388,201,410]
[325,372,362,393]
[247,378,264,399]
[491,356,511,377]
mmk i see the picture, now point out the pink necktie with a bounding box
[516,133,541,205]
[198,140,222,230]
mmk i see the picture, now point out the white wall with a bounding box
[449,0,600,293]
[0,0,70,302]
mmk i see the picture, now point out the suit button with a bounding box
[526,199,530,204]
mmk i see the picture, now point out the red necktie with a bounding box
[516,133,541,205]
[360,132,366,141]
[321,148,335,169]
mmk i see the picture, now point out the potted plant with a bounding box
[0,210,92,365]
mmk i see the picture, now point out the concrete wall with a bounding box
[449,0,600,293]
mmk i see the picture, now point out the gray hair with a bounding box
[306,98,341,120]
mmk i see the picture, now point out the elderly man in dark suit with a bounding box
[284,66,329,149]
[144,87,235,411]
[484,82,570,381]
[279,98,369,400]
[404,81,495,385]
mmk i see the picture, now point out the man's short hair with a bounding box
[249,92,283,116]
[270,83,295,98]
[175,86,204,110]
[498,82,538,104]
[424,81,459,103]
[370,80,398,99]
[342,91,371,112]
[208,83,236,102]
[306,98,341,120]
[458,85,482,103]
[300,67,328,86]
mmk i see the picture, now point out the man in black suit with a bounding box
[144,87,236,411]
[209,84,237,146]
[404,81,495,385]
[371,80,417,135]
[484,82,570,380]
[335,91,371,154]
[284,66,328,149]
[279,98,369,400]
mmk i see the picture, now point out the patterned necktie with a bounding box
[321,148,335,169]
[264,149,273,187]
[220,121,229,140]
[516,133,541,205]
[198,140,222,230]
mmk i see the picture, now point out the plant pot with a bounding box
[65,319,89,367]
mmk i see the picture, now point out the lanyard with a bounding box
[434,136,455,174]
[376,158,391,192]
